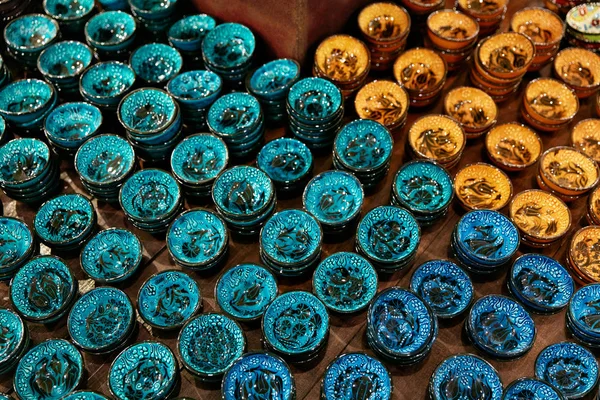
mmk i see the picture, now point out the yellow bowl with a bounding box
[400,0,444,15]
[520,106,569,133]
[569,226,600,284]
[314,35,370,84]
[588,185,600,224]
[393,47,447,93]
[553,47,600,97]
[538,146,600,196]
[571,118,600,163]
[408,114,465,163]
[426,10,479,50]
[485,123,542,171]
[510,7,565,49]
[523,78,579,126]
[457,0,508,18]
[469,69,521,97]
[454,162,513,211]
[473,45,526,86]
[358,2,411,44]
[444,86,497,134]
[354,80,409,129]
[477,32,535,78]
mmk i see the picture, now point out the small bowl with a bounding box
[247,58,301,100]
[456,0,508,18]
[504,378,567,400]
[510,7,565,50]
[314,35,370,84]
[569,226,600,284]
[321,353,392,399]
[80,61,136,109]
[357,2,410,44]
[43,0,94,33]
[0,79,56,126]
[454,162,513,211]
[569,284,600,339]
[14,340,83,399]
[75,134,136,187]
[61,391,109,400]
[539,146,600,196]
[137,269,202,330]
[207,92,262,138]
[393,47,447,93]
[287,77,343,123]
[80,228,143,283]
[4,14,60,66]
[256,138,313,189]
[118,88,177,137]
[129,43,182,85]
[170,133,228,188]
[85,11,136,55]
[166,69,222,110]
[0,138,52,189]
[44,102,102,150]
[554,47,600,98]
[477,32,535,78]
[523,78,579,126]
[37,40,93,93]
[444,86,497,136]
[572,119,600,163]
[333,119,393,173]
[128,0,177,20]
[427,10,479,50]
[485,123,542,171]
[0,217,35,278]
[408,115,465,165]
[354,80,409,130]
[202,22,255,70]
[0,309,28,374]
[168,14,216,54]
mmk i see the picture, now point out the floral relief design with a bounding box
[578,299,600,331]
[439,371,493,400]
[182,146,221,181]
[577,137,600,160]
[85,298,128,346]
[544,358,591,395]
[237,367,285,399]
[344,133,385,169]
[45,209,90,239]
[0,325,17,358]
[401,63,438,90]
[361,93,404,126]
[187,325,239,373]
[225,180,265,214]
[0,231,21,266]
[218,106,256,132]
[27,270,71,314]
[419,275,464,312]
[319,186,356,221]
[270,151,306,180]
[547,160,588,188]
[228,280,265,316]
[518,23,553,43]
[122,357,170,399]
[437,25,469,39]
[529,94,566,120]
[131,103,169,132]
[513,203,558,237]
[322,267,367,308]
[211,37,250,66]
[451,100,488,128]
[322,48,360,81]
[273,303,324,350]
[475,310,522,352]
[0,152,46,183]
[132,181,174,218]
[368,15,403,39]
[514,267,560,305]
[572,236,600,281]
[274,226,312,261]
[400,176,446,211]
[180,225,223,261]
[7,94,46,114]
[367,220,412,259]
[561,63,595,87]
[463,225,504,258]
[152,283,192,326]
[487,46,528,73]
[494,138,532,166]
[294,91,335,119]
[87,151,125,183]
[458,178,502,209]
[372,299,419,349]
[96,245,135,279]
[30,352,80,399]
[415,128,457,159]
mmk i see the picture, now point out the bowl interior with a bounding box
[393,48,446,91]
[510,8,564,45]
[358,2,410,41]
[75,134,135,184]
[38,41,93,78]
[207,92,261,135]
[130,43,182,83]
[202,23,256,68]
[478,33,535,74]
[119,88,176,133]
[5,14,59,51]
[81,61,136,99]
[287,78,343,120]
[249,59,300,96]
[444,87,497,129]
[554,48,600,88]
[525,78,579,121]
[86,11,136,45]
[428,10,479,42]
[167,70,222,101]
[44,0,95,19]
[168,14,216,42]
[0,79,54,115]
[120,170,181,220]
[315,35,370,82]
[485,123,541,168]
[45,102,102,141]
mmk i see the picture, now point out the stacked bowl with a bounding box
[168,14,216,64]
[568,226,600,285]
[202,23,256,83]
[565,3,600,51]
[129,43,182,86]
[393,47,447,107]
[0,79,57,134]
[79,61,136,113]
[207,92,265,159]
[128,0,177,35]
[407,115,466,169]
[43,102,102,157]
[118,88,182,163]
[456,0,507,36]
[554,48,600,99]
[354,80,409,131]
[37,40,93,95]
[256,138,314,194]
[332,119,393,190]
[426,10,479,71]
[286,77,344,150]
[4,14,60,68]
[84,11,137,60]
[522,78,579,132]
[444,87,498,139]
[567,284,600,348]
[0,309,29,374]
[0,217,36,280]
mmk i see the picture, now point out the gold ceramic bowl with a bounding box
[358,2,411,44]
[553,47,600,98]
[473,46,526,86]
[569,226,600,284]
[485,123,542,171]
[354,80,409,129]
[427,10,479,50]
[538,146,600,196]
[520,107,569,133]
[400,0,444,15]
[454,162,513,211]
[408,114,465,164]
[444,86,497,135]
[393,47,447,94]
[457,0,508,18]
[477,32,535,79]
[469,69,521,100]
[510,7,565,50]
[523,78,579,126]
[314,35,370,84]
[509,189,571,245]
[571,119,600,163]
[588,185,600,225]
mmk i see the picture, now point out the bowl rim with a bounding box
[3,13,60,52]
[37,40,94,80]
[169,132,229,185]
[538,145,600,192]
[79,61,136,101]
[0,78,56,117]
[357,2,411,43]
[453,161,514,211]
[167,13,217,43]
[43,101,103,142]
[246,58,302,97]
[553,47,600,90]
[524,77,580,123]
[477,32,535,76]
[74,133,136,186]
[484,122,542,169]
[84,10,137,47]
[43,0,95,21]
[128,42,183,84]
[509,6,565,47]
[443,85,498,130]
[117,87,178,135]
[0,137,51,185]
[427,9,480,44]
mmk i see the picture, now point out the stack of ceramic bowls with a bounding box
[0,79,57,134]
[391,160,453,226]
[0,217,36,280]
[75,134,137,203]
[118,88,182,163]
[554,48,600,99]
[452,210,520,274]
[568,226,600,285]
[510,8,564,71]
[503,378,567,400]
[566,3,600,51]
[37,40,93,95]
[471,32,535,102]
[426,10,479,71]
[333,119,393,190]
[80,61,136,113]
[453,163,513,212]
[286,77,344,150]
[367,287,437,365]
[256,138,314,194]
[357,2,411,71]
[393,47,447,107]
[167,209,229,271]
[170,133,228,200]
[456,0,507,36]
[129,43,182,87]
[485,123,542,172]
[567,284,600,348]
[303,170,364,236]
[0,309,29,374]
[321,353,391,399]
[262,291,329,363]
[4,14,60,68]
[407,115,466,169]
[522,78,579,132]
[313,35,370,97]
[207,92,265,159]
[444,87,497,138]
[354,80,409,131]
[202,23,256,83]
[0,138,60,204]
[168,14,216,64]
[246,59,301,122]
[211,166,276,237]
[84,11,137,60]
[44,0,94,34]
[119,169,183,234]
[167,70,222,131]
[259,209,322,277]
[43,102,102,157]
[537,146,599,202]
[128,0,177,35]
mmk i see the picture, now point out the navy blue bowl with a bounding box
[80,61,136,109]
[170,133,228,190]
[167,70,222,110]
[202,22,255,70]
[168,14,216,54]
[0,309,28,374]
[44,102,102,150]
[61,391,109,400]
[287,77,343,123]
[43,0,95,33]
[0,79,56,126]
[75,134,136,187]
[137,269,202,329]
[4,14,60,66]
[0,217,35,278]
[247,58,301,100]
[85,11,136,55]
[321,353,392,399]
[38,41,93,92]
[257,138,313,189]
[503,377,566,400]
[130,43,182,85]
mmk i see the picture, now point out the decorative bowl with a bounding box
[256,138,313,189]
[333,119,393,173]
[569,284,600,339]
[79,61,136,109]
[523,78,579,126]
[477,32,535,78]
[407,115,465,166]
[357,2,411,44]
[321,353,392,399]
[314,35,370,84]
[427,10,479,50]
[84,11,136,55]
[0,79,56,126]
[202,22,255,69]
[503,378,566,400]
[43,0,94,33]
[568,226,600,284]
[168,14,216,54]
[554,47,600,98]
[0,217,35,278]
[207,92,263,141]
[444,86,497,135]
[166,69,222,110]
[538,146,599,197]
[44,102,102,150]
[61,391,109,400]
[247,59,301,100]
[354,80,409,130]
[75,134,136,187]
[0,309,28,374]
[572,119,600,162]
[454,162,513,211]
[393,47,447,94]
[485,123,542,171]
[37,41,93,92]
[4,14,60,66]
[287,77,343,123]
[129,43,182,85]
[510,7,565,50]
[118,88,178,141]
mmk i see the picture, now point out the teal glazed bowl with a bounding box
[128,0,178,20]
[202,22,256,81]
[0,217,36,280]
[0,79,57,131]
[85,11,136,57]
[38,41,94,94]
[61,391,109,400]
[80,61,136,110]
[0,309,29,375]
[130,43,182,85]
[44,102,102,154]
[4,14,60,67]
[168,14,216,54]
[43,0,95,34]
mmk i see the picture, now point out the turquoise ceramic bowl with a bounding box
[130,43,182,85]
[44,102,102,149]
[37,41,93,93]
[0,79,56,125]
[4,14,60,66]
[168,14,216,53]
[80,61,136,109]
[85,11,136,54]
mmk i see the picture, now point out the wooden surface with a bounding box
[2,0,600,399]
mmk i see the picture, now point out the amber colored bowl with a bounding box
[456,0,508,19]
[587,185,600,225]
[510,7,565,50]
[354,80,409,129]
[571,119,600,163]
[426,10,479,50]
[431,39,477,65]
[393,47,447,94]
[523,78,579,126]
[477,32,535,79]
[568,226,600,284]
[453,162,512,211]
[314,35,370,84]
[407,114,465,164]
[485,123,542,171]
[444,86,497,135]
[553,47,600,98]
[473,46,526,86]
[597,91,600,117]
[400,0,444,15]
[538,146,600,196]
[469,69,521,97]
[358,2,411,44]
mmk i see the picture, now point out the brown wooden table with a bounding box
[2,0,600,398]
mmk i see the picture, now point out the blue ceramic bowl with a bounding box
[33,194,96,248]
[257,138,313,187]
[137,269,202,329]
[80,61,136,108]
[262,291,329,357]
[119,169,181,222]
[130,43,182,85]
[212,166,275,218]
[202,23,255,69]
[503,377,566,400]
[68,287,135,353]
[128,0,177,20]
[313,252,377,314]
[322,353,392,399]
[80,228,143,283]
[4,14,60,65]
[334,119,393,172]
[467,295,536,359]
[0,309,27,373]
[215,263,278,321]
[85,11,136,54]
[118,88,177,136]
[0,217,35,276]
[14,339,83,400]
[168,14,216,53]
[109,341,178,400]
[535,342,599,399]
[75,134,136,187]
[247,59,301,100]
[37,41,93,86]
[222,352,294,400]
[410,259,473,319]
[0,79,56,125]
[166,208,229,269]
[287,77,343,123]
[303,170,364,228]
[429,354,503,400]
[98,0,128,11]
[177,313,245,380]
[44,102,102,149]
[569,284,600,339]
[61,391,109,400]
[207,92,262,137]
[0,138,51,189]
[0,116,6,144]
[43,0,95,33]
[510,254,574,313]
[170,133,228,186]
[166,70,222,109]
